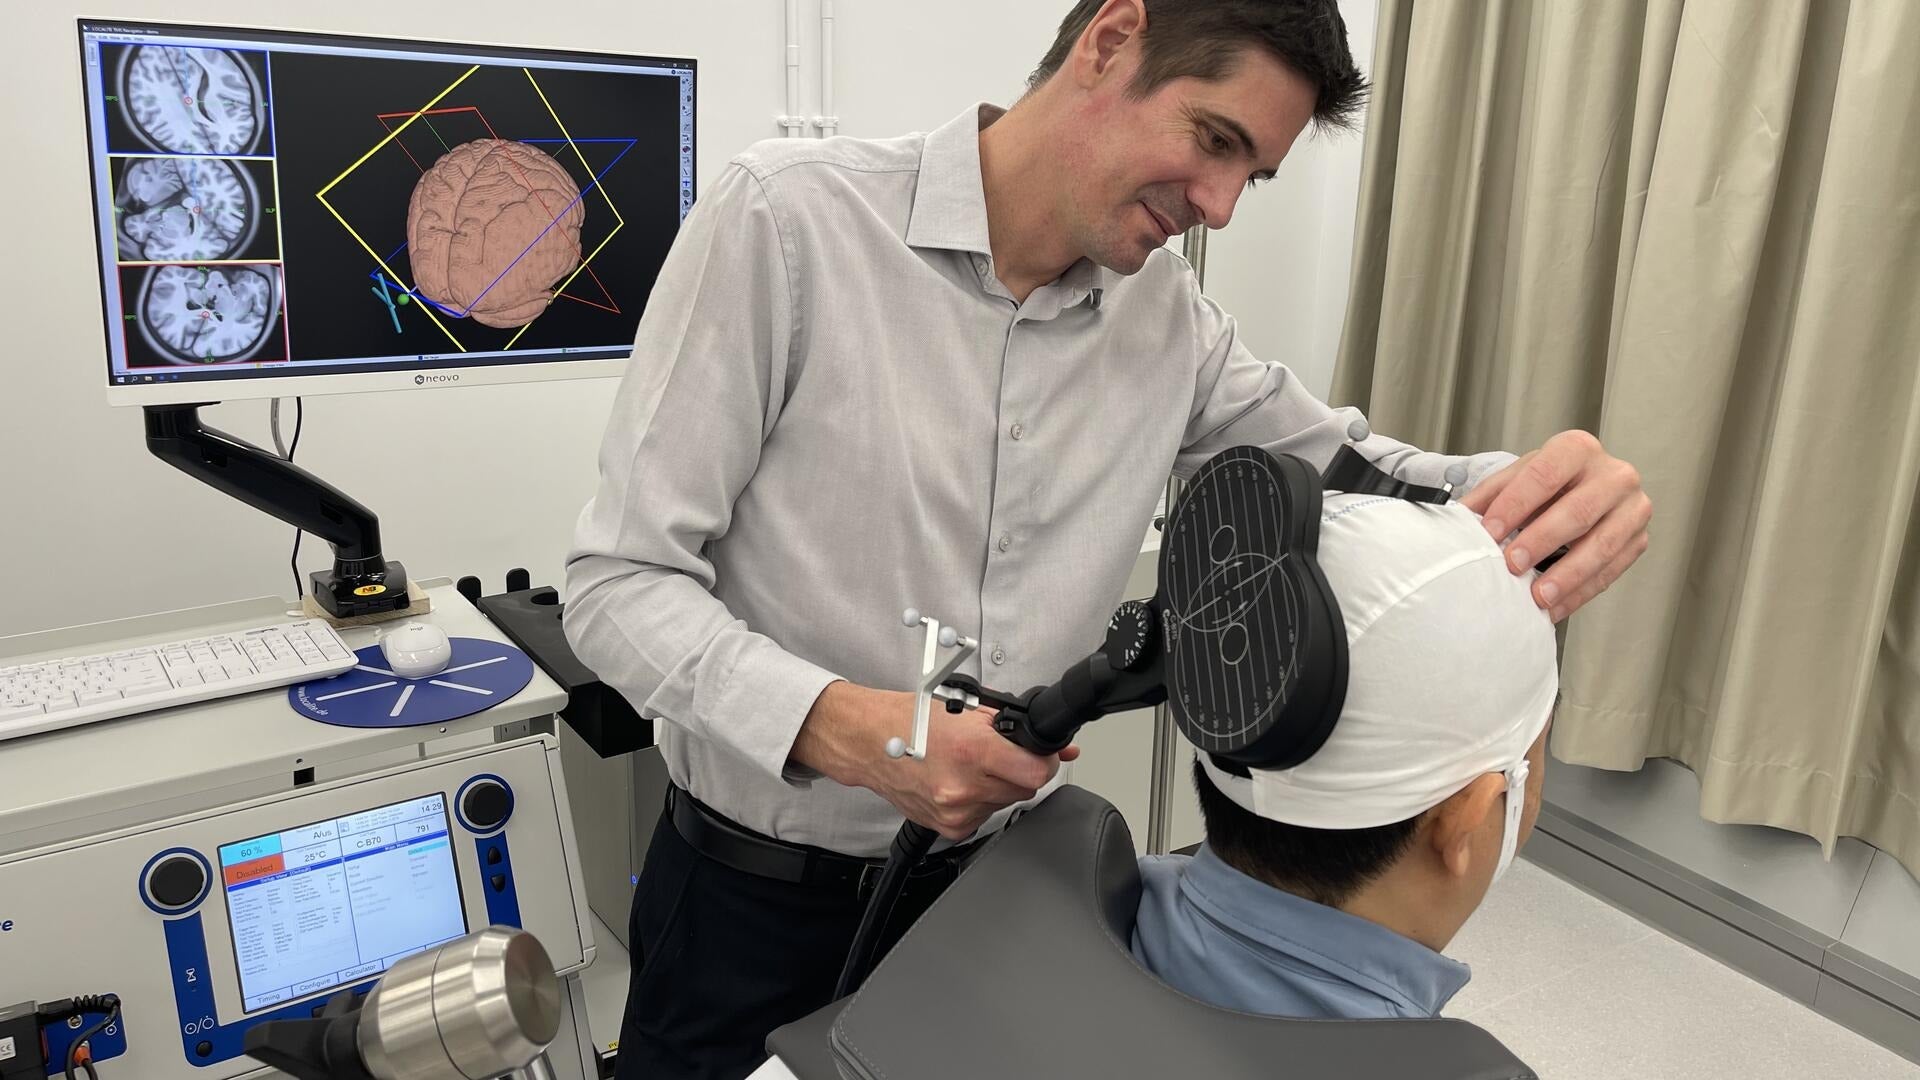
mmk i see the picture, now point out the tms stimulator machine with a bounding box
[0,606,604,1080]
[1,18,691,1079]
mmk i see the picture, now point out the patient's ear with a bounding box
[1427,774,1505,880]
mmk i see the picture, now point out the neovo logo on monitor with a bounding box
[416,374,460,386]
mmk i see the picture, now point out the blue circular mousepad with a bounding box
[288,637,534,728]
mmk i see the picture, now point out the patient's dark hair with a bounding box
[1028,0,1369,133]
[1193,759,1424,908]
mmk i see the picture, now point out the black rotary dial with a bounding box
[1104,600,1157,672]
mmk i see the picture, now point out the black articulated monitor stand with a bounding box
[143,403,409,618]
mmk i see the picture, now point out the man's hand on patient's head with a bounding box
[1459,430,1653,623]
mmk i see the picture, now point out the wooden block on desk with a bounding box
[301,579,434,628]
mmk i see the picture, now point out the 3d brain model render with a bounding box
[407,139,585,329]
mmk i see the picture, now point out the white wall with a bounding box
[0,0,1370,640]
[1203,0,1376,400]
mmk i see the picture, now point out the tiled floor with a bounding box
[1447,858,1920,1078]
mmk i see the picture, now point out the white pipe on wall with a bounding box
[779,0,807,137]
[814,0,839,137]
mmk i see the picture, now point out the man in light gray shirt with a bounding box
[565,2,1651,1077]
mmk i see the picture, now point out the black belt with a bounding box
[666,784,980,901]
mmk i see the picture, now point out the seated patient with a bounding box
[1131,491,1559,1020]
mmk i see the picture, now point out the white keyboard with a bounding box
[0,619,359,742]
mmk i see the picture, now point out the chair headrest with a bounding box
[771,786,1536,1080]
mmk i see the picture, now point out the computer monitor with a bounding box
[77,19,694,406]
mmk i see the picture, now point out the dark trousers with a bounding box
[614,801,957,1080]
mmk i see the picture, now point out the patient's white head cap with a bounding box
[1198,492,1559,829]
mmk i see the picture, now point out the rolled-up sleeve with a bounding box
[563,163,839,784]
[1176,277,1515,490]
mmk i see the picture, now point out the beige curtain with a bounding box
[1333,0,1920,877]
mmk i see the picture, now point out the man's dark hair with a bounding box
[1028,0,1369,133]
[1193,758,1423,908]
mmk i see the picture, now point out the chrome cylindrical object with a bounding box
[514,1054,559,1080]
[357,927,562,1080]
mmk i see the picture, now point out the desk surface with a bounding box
[0,579,565,855]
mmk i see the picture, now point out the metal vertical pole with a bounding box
[1181,225,1208,288]
[1144,225,1208,856]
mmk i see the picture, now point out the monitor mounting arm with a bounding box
[144,403,409,617]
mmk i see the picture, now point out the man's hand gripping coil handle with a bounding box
[885,608,979,760]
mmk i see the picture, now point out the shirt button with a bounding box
[997,534,1012,552]
[1009,423,1024,441]
[990,647,1006,666]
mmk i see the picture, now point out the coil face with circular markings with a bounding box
[1158,447,1348,768]
[1162,448,1301,753]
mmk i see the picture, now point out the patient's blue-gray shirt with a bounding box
[1131,845,1471,1018]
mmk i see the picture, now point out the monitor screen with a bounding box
[218,792,468,1013]
[76,19,694,404]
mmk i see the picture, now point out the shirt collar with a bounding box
[906,103,1000,256]
[1180,844,1472,1018]
[907,102,1115,312]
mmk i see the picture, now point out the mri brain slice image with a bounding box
[118,46,266,155]
[116,158,259,263]
[137,265,280,364]
[407,139,585,329]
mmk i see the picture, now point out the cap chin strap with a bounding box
[1492,756,1531,885]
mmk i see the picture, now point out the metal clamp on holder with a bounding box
[885,608,979,761]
